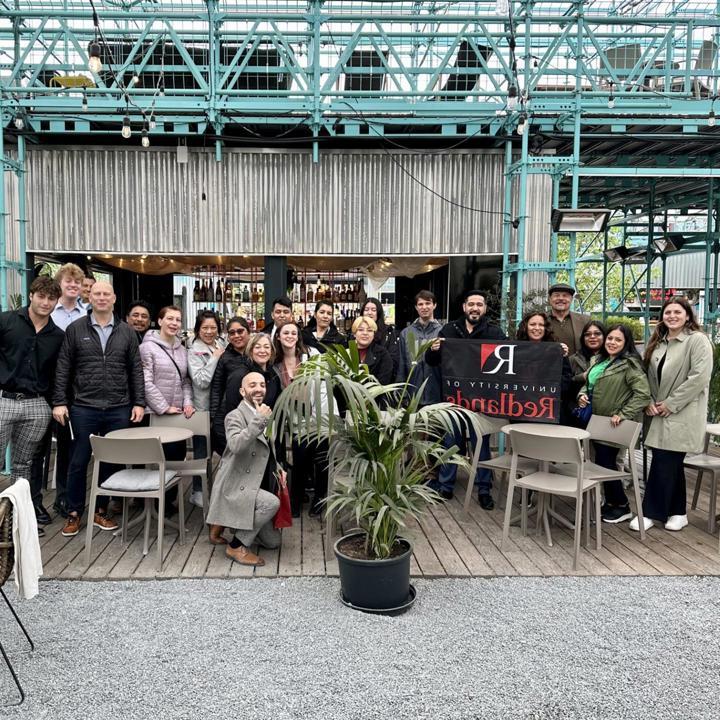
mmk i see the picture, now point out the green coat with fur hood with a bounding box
[579,354,651,422]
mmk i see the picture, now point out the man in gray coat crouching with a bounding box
[206,371,281,566]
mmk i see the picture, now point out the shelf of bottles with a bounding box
[176,266,267,331]
[289,270,394,333]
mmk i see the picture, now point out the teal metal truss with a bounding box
[1,0,720,323]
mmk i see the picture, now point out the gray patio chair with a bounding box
[150,411,213,521]
[687,424,720,534]
[85,435,184,571]
[502,427,602,571]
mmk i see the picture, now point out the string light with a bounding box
[507,84,519,110]
[88,40,102,73]
[141,126,150,148]
[608,82,615,109]
[13,115,24,130]
[121,114,132,139]
[81,92,88,112]
[149,116,157,130]
[516,112,527,135]
[131,73,140,85]
[709,103,717,128]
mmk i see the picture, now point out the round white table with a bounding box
[501,423,589,441]
[105,426,193,444]
[706,423,720,437]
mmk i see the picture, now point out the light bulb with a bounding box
[121,115,132,139]
[149,117,157,130]
[709,110,716,128]
[608,95,615,109]
[132,74,139,85]
[81,95,88,112]
[14,116,24,130]
[507,85,518,110]
[516,113,527,135]
[88,41,102,73]
[159,84,165,97]
[141,129,150,148]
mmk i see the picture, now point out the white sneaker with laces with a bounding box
[629,515,654,532]
[189,490,203,508]
[664,514,688,531]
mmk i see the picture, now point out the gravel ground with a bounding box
[1,576,718,720]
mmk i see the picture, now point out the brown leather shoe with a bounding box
[61,514,81,537]
[226,544,265,566]
[208,525,228,545]
[93,512,119,531]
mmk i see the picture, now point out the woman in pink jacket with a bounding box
[140,305,195,512]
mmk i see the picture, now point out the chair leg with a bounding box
[202,464,210,523]
[631,471,647,541]
[143,498,152,555]
[157,490,165,571]
[595,488,602,551]
[584,496,590,548]
[708,473,718,535]
[121,497,128,544]
[520,488,528,536]
[573,495,583,571]
[177,481,186,546]
[692,469,704,510]
[501,479,515,550]
[0,638,25,706]
[83,491,97,568]
[0,589,33,651]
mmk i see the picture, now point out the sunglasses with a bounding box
[227,328,247,336]
[584,331,603,337]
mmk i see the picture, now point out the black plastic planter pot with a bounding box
[334,532,415,614]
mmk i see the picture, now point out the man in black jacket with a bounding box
[52,281,146,537]
[0,277,64,520]
[425,289,506,509]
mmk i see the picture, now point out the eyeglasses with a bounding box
[227,328,247,336]
[584,331,603,337]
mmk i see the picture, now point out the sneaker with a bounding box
[629,515,654,532]
[601,504,633,524]
[93,512,119,531]
[61,514,81,537]
[664,514,688,531]
[34,504,52,525]
[189,490,203,508]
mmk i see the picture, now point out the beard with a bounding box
[465,313,482,326]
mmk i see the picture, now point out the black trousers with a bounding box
[593,442,628,507]
[643,447,687,522]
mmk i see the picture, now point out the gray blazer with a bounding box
[206,401,271,530]
[644,330,713,454]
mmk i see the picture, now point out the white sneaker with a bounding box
[629,515,654,532]
[664,514,688,531]
[189,490,203,508]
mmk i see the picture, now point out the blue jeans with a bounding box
[436,425,492,495]
[66,405,131,516]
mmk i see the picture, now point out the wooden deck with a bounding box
[3,467,720,580]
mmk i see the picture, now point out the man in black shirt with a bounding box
[0,277,64,505]
[425,289,507,509]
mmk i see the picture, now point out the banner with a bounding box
[441,338,564,423]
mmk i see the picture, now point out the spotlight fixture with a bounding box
[507,84,518,110]
[141,127,150,148]
[121,114,132,139]
[709,109,716,128]
[88,40,102,73]
[653,233,689,254]
[551,207,611,233]
[603,245,647,263]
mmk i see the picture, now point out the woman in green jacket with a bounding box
[578,324,651,524]
[631,297,713,533]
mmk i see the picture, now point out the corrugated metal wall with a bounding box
[25,147,551,260]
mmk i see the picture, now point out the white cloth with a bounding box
[0,478,43,599]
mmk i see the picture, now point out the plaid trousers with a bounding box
[0,395,52,484]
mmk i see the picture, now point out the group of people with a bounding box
[0,264,713,566]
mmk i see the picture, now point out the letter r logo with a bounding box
[480,344,516,375]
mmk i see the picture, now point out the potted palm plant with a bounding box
[271,335,486,613]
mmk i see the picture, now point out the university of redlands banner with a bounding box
[441,339,564,423]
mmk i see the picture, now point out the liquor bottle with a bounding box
[215,279,223,302]
[258,284,264,305]
[242,284,250,303]
[192,280,200,303]
[316,280,324,302]
[224,278,233,302]
[306,283,314,304]
[200,279,208,302]
[251,284,259,304]
[299,278,306,304]
[357,280,367,305]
